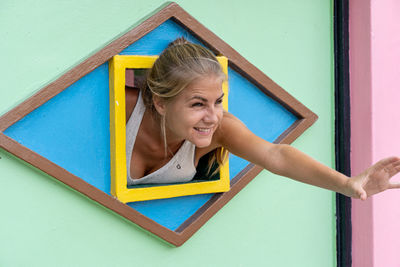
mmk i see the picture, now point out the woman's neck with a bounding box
[141,109,184,156]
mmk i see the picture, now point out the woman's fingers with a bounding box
[389,182,400,189]
[387,160,400,189]
[375,157,400,177]
[378,156,400,168]
[386,162,400,177]
[359,190,367,201]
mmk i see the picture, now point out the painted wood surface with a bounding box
[4,64,111,192]
[2,13,304,236]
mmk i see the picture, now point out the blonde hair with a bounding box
[142,37,228,176]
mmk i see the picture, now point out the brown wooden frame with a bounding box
[0,2,317,246]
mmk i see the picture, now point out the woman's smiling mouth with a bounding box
[194,127,213,135]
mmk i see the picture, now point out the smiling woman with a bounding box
[109,42,231,203]
[125,39,228,185]
[110,36,400,204]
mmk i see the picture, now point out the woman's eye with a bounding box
[191,102,203,107]
[216,99,223,105]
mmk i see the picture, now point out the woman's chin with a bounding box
[191,137,213,148]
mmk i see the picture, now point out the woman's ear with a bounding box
[152,95,167,116]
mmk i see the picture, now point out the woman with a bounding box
[125,37,400,199]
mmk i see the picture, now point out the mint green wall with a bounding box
[0,1,335,266]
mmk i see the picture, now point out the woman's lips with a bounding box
[194,127,212,135]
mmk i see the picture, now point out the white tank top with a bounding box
[126,90,196,186]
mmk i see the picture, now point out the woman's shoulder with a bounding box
[125,86,140,123]
[215,112,246,142]
[213,112,257,150]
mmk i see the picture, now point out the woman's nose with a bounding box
[204,106,219,124]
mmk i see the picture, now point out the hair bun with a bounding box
[167,37,190,48]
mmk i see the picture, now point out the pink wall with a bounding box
[350,1,373,266]
[350,0,400,266]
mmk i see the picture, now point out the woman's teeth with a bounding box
[195,127,211,133]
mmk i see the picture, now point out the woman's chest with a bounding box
[129,137,202,181]
[129,144,171,179]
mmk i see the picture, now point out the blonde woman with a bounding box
[125,37,400,199]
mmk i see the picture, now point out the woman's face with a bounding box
[162,75,224,148]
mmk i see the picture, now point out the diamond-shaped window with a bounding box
[0,3,317,246]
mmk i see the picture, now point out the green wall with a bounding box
[0,1,336,266]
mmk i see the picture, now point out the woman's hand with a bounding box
[346,157,400,200]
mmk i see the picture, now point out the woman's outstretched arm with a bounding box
[216,113,400,199]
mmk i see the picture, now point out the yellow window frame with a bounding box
[109,55,230,203]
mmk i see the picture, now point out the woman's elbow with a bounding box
[262,144,292,174]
